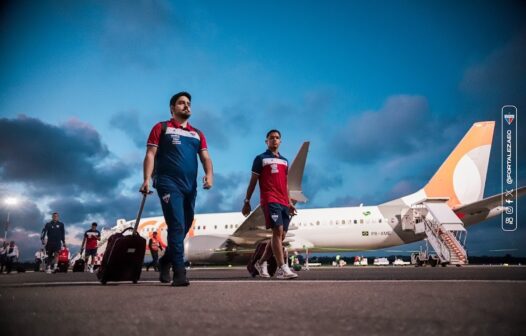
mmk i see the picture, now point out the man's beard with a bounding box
[177,111,191,120]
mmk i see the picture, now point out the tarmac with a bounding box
[0,266,525,336]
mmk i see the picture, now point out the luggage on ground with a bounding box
[247,241,278,277]
[97,192,150,284]
[73,258,85,272]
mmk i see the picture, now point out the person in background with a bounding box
[41,212,66,274]
[0,241,8,274]
[80,222,101,273]
[34,248,46,272]
[146,231,163,272]
[5,241,19,274]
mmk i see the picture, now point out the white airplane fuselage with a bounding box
[99,121,521,265]
[127,202,503,264]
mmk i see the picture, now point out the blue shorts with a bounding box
[262,203,291,231]
[85,248,97,257]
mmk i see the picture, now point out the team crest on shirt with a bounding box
[162,193,171,203]
[171,134,181,145]
[271,214,279,222]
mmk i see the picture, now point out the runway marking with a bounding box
[3,279,526,287]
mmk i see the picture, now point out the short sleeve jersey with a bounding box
[147,120,207,191]
[41,221,65,245]
[84,229,101,249]
[252,150,289,206]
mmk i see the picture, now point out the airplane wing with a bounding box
[453,186,526,215]
[229,205,270,245]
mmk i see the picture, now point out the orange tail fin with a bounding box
[424,121,494,208]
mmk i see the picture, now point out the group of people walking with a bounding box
[8,90,299,283]
[140,91,298,286]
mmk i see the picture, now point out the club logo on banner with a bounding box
[504,114,515,125]
[501,105,518,232]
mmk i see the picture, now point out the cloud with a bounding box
[385,180,420,200]
[191,103,253,151]
[0,115,143,260]
[100,0,179,68]
[330,95,433,164]
[195,171,249,213]
[302,164,343,205]
[458,31,526,192]
[109,110,147,147]
[0,197,45,233]
[191,110,231,149]
[460,31,526,106]
[0,115,133,195]
[266,88,338,128]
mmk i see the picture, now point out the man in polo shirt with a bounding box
[41,212,66,274]
[242,129,298,279]
[80,222,101,273]
[140,91,213,287]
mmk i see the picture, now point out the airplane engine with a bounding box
[184,236,232,264]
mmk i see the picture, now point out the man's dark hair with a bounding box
[52,212,58,215]
[170,91,192,106]
[266,129,281,138]
[91,222,97,226]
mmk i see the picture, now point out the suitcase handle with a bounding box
[121,227,134,235]
[133,191,152,235]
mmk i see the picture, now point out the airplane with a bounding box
[95,121,524,266]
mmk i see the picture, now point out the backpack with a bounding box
[152,121,168,188]
[73,258,85,272]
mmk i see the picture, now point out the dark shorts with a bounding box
[46,243,61,257]
[262,203,291,231]
[85,248,97,257]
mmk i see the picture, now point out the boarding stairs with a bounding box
[402,198,468,266]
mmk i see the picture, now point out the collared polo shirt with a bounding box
[84,229,101,250]
[41,221,65,245]
[147,119,207,191]
[252,149,289,206]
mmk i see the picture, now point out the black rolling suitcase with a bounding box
[97,192,150,285]
[73,258,85,272]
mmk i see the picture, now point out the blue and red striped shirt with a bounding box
[147,119,207,191]
[252,150,289,207]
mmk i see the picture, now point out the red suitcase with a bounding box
[97,193,150,285]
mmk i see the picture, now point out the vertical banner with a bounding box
[501,105,517,231]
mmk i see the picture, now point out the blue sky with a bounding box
[1,0,525,260]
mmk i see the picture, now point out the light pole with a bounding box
[4,197,18,241]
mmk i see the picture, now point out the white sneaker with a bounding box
[276,264,298,279]
[254,261,270,278]
[89,265,94,273]
[45,268,52,274]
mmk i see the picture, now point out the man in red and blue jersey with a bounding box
[242,129,298,279]
[80,222,101,273]
[141,91,214,287]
